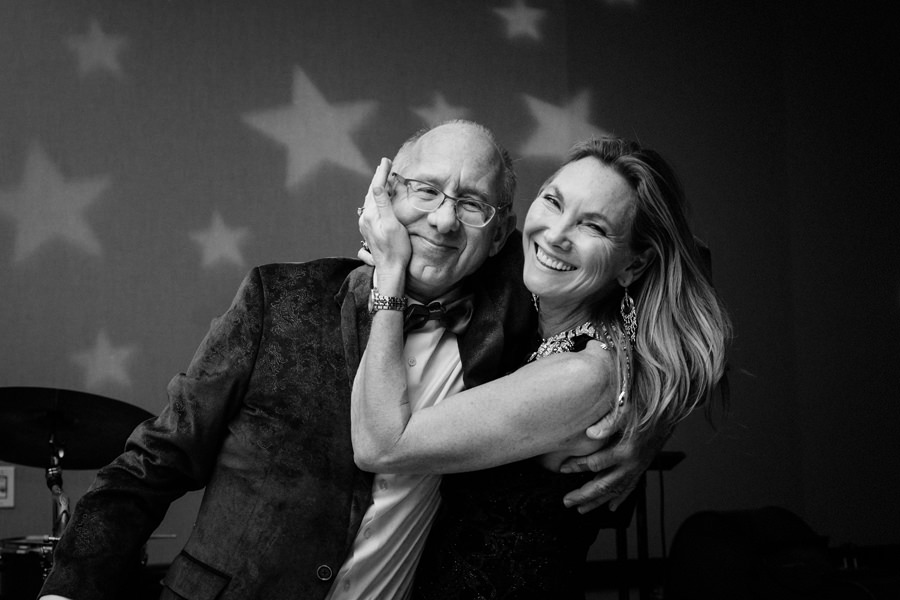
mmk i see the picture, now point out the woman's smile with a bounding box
[534,244,575,272]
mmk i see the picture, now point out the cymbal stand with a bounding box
[46,435,70,538]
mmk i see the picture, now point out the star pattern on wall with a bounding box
[0,142,110,263]
[2,2,636,417]
[412,92,471,128]
[243,67,378,188]
[64,18,127,77]
[189,211,250,268]
[518,91,609,159]
[493,0,546,41]
[72,330,137,389]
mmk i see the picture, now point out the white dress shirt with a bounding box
[325,320,464,600]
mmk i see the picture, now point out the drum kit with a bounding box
[0,387,154,599]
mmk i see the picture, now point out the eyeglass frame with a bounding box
[390,172,510,228]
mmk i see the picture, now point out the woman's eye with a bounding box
[584,222,607,236]
[542,194,561,210]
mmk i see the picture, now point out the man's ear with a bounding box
[617,247,655,288]
[488,209,517,257]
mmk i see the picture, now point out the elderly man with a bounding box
[40,121,653,600]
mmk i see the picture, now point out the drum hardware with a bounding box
[0,535,58,599]
[46,435,70,538]
[0,387,156,595]
[0,387,152,540]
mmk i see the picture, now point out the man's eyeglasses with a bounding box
[391,173,507,228]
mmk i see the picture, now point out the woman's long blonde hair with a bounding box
[565,138,732,440]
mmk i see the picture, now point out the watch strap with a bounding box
[370,288,408,313]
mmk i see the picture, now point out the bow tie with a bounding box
[403,295,474,336]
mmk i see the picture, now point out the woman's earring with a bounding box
[620,288,637,343]
[531,293,540,314]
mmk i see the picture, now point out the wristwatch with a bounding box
[370,288,407,313]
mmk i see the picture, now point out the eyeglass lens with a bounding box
[400,177,495,226]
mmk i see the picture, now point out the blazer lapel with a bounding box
[336,265,374,386]
[459,284,506,388]
[459,230,537,388]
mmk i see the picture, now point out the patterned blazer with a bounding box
[41,232,534,600]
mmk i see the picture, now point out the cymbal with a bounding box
[0,387,153,470]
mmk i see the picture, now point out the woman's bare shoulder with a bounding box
[523,339,615,396]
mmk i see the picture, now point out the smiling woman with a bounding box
[353,135,733,598]
[523,155,652,328]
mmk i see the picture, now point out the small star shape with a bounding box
[412,92,471,128]
[65,18,127,77]
[72,330,137,389]
[519,90,610,160]
[0,141,109,263]
[189,211,250,268]
[493,0,547,41]
[244,67,377,188]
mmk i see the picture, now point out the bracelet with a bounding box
[370,288,407,313]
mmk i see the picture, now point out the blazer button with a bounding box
[316,564,334,581]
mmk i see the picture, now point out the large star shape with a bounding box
[64,18,127,77]
[412,92,471,128]
[0,142,109,263]
[243,67,377,188]
[518,91,610,160]
[189,211,250,268]
[493,0,547,41]
[72,330,137,389]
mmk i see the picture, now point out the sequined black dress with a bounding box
[412,333,623,600]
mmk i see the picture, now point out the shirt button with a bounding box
[315,564,333,581]
[407,357,417,366]
[344,581,351,591]
[379,480,388,490]
[364,528,372,539]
